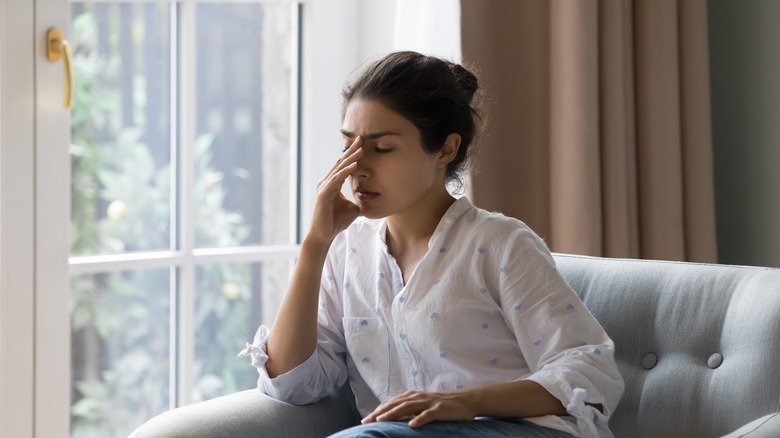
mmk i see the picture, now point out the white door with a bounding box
[1,0,70,436]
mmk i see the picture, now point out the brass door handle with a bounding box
[46,27,73,108]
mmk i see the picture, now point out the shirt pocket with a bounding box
[343,316,391,396]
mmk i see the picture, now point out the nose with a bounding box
[353,152,370,178]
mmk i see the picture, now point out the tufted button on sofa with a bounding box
[129,254,780,438]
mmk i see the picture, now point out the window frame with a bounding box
[66,0,306,409]
[0,1,37,436]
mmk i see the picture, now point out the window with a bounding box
[67,1,300,436]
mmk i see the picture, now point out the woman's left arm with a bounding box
[362,379,568,428]
[364,226,620,430]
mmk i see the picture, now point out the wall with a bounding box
[358,0,397,62]
[708,0,780,268]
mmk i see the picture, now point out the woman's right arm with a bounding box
[265,136,364,378]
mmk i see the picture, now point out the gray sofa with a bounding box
[130,254,780,437]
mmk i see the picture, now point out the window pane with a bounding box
[193,260,291,401]
[70,268,170,437]
[70,3,172,256]
[194,3,293,248]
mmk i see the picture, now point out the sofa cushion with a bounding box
[721,413,780,438]
[128,384,360,438]
[553,254,780,438]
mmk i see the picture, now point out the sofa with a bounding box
[129,254,780,437]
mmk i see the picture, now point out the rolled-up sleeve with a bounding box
[498,228,624,438]
[238,242,350,405]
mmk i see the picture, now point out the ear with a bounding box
[437,133,461,168]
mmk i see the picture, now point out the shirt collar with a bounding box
[427,196,472,248]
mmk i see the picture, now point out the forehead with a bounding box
[342,99,414,133]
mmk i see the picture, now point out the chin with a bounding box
[358,206,388,220]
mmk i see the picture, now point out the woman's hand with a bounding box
[361,381,568,428]
[307,136,364,245]
[361,390,477,428]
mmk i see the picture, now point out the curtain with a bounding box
[461,0,717,262]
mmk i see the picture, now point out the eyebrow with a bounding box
[340,129,401,140]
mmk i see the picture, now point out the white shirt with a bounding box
[240,197,624,438]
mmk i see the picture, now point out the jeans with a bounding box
[327,418,574,438]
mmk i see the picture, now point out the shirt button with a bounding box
[409,368,417,376]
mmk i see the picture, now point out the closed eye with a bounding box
[375,147,393,154]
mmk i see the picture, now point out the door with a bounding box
[0,0,70,436]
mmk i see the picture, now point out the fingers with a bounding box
[318,161,357,198]
[376,401,418,422]
[327,135,364,176]
[342,135,364,159]
[363,392,423,424]
[318,138,363,196]
[361,399,392,424]
[408,409,437,428]
[362,391,474,428]
[364,400,435,428]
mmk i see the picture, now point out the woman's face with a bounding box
[341,99,447,220]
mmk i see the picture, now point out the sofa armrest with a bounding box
[721,413,780,438]
[128,385,359,438]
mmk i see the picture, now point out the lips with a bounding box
[354,187,379,201]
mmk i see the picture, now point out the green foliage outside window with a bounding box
[69,7,259,437]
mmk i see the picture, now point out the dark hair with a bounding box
[342,51,481,184]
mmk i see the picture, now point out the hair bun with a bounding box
[447,61,479,103]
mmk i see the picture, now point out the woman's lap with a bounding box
[327,418,573,438]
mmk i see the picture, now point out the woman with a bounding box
[241,51,623,438]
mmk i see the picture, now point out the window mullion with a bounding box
[176,0,197,408]
[68,251,185,274]
[168,0,180,412]
[290,2,302,244]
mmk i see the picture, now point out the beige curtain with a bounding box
[461,0,717,262]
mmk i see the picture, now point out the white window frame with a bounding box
[1,1,37,436]
[2,0,71,436]
[66,0,305,408]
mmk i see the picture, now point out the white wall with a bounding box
[358,0,397,63]
[709,0,780,268]
[299,0,360,236]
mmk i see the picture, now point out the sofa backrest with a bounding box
[553,254,780,438]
